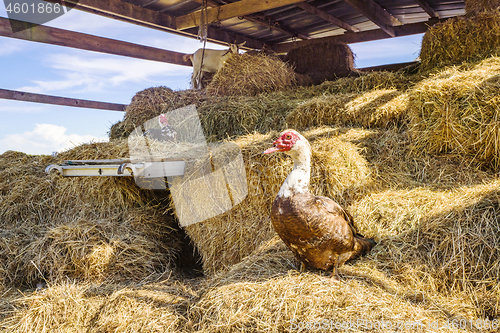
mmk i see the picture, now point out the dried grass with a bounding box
[420,10,500,72]
[206,53,296,96]
[3,44,500,331]
[409,56,500,171]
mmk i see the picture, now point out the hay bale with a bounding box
[0,142,182,287]
[287,89,409,130]
[206,53,296,96]
[285,42,355,85]
[466,0,500,15]
[409,56,500,171]
[420,10,500,72]
[1,281,194,333]
[179,127,373,274]
[109,87,204,140]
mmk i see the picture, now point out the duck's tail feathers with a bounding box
[352,234,376,259]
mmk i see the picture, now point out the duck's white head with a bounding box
[263,129,311,159]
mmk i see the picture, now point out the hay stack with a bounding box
[0,142,181,287]
[420,10,500,71]
[179,127,373,274]
[409,56,500,171]
[285,42,355,85]
[206,53,296,96]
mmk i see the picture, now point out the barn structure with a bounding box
[0,0,466,109]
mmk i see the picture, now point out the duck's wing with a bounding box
[313,195,359,236]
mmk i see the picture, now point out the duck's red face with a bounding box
[159,114,169,127]
[263,131,299,154]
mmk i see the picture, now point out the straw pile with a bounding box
[4,49,500,331]
[0,142,182,287]
[420,10,500,72]
[285,42,355,85]
[206,53,296,96]
[409,56,500,171]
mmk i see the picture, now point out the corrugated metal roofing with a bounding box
[122,0,466,47]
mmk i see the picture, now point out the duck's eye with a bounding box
[285,135,292,140]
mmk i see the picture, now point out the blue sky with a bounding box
[0,5,423,155]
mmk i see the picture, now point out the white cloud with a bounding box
[19,52,192,94]
[0,123,108,155]
[0,37,26,56]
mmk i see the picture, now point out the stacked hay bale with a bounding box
[285,42,356,85]
[206,53,296,96]
[420,9,500,71]
[409,56,500,171]
[0,143,182,287]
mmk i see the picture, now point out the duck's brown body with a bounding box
[272,192,374,272]
[264,129,375,278]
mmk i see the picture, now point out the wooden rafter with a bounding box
[44,0,264,49]
[0,17,191,66]
[45,0,176,29]
[296,2,360,32]
[342,0,401,37]
[273,18,442,53]
[414,0,440,19]
[191,0,308,41]
[245,14,310,40]
[175,0,306,30]
[0,88,126,111]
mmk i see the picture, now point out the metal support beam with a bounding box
[0,17,191,66]
[0,88,127,111]
[342,0,401,37]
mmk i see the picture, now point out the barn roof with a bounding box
[69,0,465,52]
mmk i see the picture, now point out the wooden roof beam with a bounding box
[191,0,309,41]
[45,0,176,30]
[342,0,401,37]
[175,0,306,30]
[414,0,440,19]
[296,2,360,32]
[273,18,443,53]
